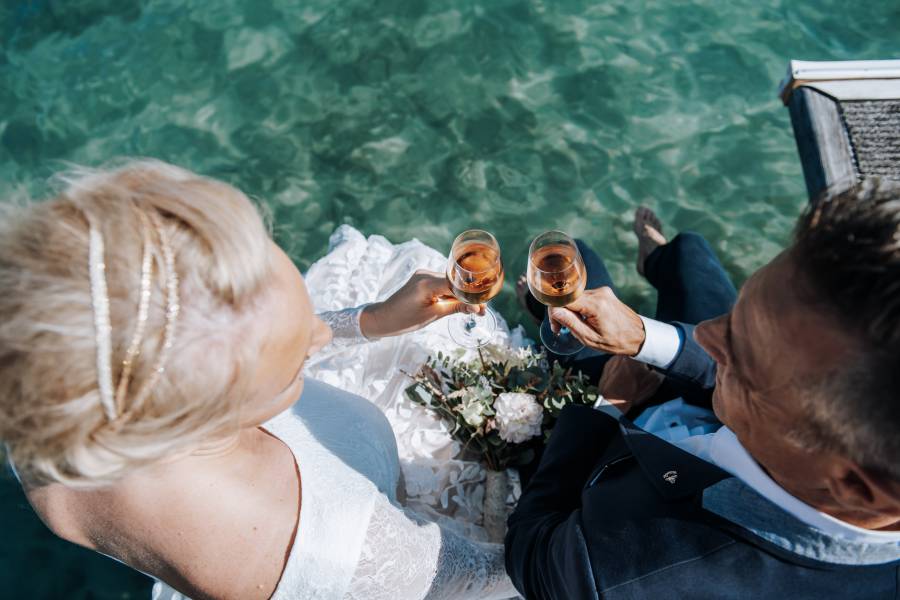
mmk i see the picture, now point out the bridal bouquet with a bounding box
[404,344,600,471]
[405,343,599,541]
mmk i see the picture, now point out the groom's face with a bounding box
[694,252,858,508]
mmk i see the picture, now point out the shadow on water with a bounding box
[0,468,151,598]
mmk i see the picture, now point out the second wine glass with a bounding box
[526,230,587,355]
[446,229,505,348]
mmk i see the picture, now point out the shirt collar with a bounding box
[701,427,900,565]
[708,427,900,544]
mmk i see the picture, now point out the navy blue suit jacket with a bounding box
[505,323,900,599]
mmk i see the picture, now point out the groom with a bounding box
[506,179,900,599]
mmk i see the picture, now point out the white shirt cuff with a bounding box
[633,316,682,369]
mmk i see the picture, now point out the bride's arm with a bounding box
[319,271,482,346]
[317,305,372,348]
[348,493,518,600]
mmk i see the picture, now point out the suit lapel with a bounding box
[617,416,730,500]
[584,430,634,489]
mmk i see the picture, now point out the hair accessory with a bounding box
[113,212,154,415]
[89,210,181,426]
[128,211,180,414]
[88,224,117,422]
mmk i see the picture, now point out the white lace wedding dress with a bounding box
[153,226,523,600]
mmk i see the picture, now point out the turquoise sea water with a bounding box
[1,0,899,596]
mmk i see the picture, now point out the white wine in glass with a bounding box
[446,230,504,348]
[527,231,587,355]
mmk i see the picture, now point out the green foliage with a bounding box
[404,344,599,471]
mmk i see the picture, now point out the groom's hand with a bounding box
[548,287,646,355]
[360,270,484,339]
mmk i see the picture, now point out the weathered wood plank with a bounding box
[787,87,858,201]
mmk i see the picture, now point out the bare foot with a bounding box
[516,274,543,326]
[634,206,667,276]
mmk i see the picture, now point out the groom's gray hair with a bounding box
[790,178,900,481]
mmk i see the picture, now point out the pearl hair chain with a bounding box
[88,225,116,422]
[128,211,180,416]
[88,210,180,426]
[113,211,154,416]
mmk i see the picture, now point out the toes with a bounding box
[633,207,650,233]
[634,207,664,277]
[634,206,663,239]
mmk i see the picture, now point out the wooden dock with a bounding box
[780,60,900,201]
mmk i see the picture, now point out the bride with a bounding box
[0,160,518,599]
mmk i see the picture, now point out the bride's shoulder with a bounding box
[148,430,301,598]
[33,430,301,599]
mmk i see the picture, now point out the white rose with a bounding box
[494,392,543,443]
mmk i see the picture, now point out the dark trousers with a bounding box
[537,232,738,382]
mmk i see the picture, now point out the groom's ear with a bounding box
[827,460,900,518]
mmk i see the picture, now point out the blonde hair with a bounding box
[0,160,274,487]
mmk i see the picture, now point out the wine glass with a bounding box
[527,230,587,355]
[446,229,505,348]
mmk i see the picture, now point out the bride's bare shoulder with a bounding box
[26,428,301,600]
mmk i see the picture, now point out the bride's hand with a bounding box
[360,270,484,339]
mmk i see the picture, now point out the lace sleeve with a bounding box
[318,305,371,349]
[347,494,520,600]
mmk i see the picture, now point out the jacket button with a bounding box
[663,470,678,484]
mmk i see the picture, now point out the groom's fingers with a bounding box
[548,307,577,334]
[551,297,593,334]
[548,307,594,341]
